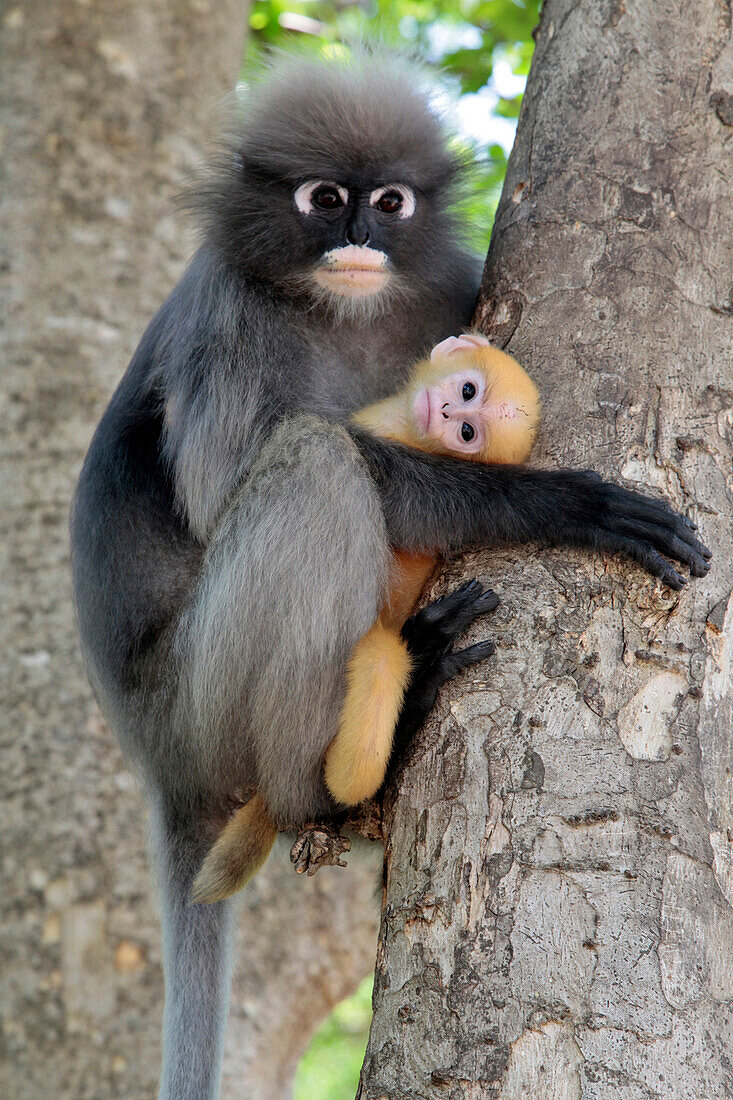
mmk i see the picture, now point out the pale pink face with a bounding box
[412,333,496,455]
[412,367,490,454]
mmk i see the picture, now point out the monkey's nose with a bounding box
[346,218,370,246]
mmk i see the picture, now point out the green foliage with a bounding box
[293,976,373,1100]
[244,0,541,249]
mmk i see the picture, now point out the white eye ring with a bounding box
[369,184,416,219]
[294,180,348,214]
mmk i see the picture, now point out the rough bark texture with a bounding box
[0,4,379,1097]
[359,2,733,1097]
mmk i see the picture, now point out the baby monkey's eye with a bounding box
[461,422,475,442]
[313,185,345,210]
[462,382,477,401]
[375,191,403,214]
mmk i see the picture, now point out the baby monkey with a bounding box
[192,334,540,903]
[324,332,540,805]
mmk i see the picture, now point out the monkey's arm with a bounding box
[350,429,711,588]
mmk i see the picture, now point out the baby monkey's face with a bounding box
[412,363,490,455]
[411,333,533,459]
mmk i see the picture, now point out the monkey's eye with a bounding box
[312,185,345,210]
[462,382,477,401]
[375,191,403,215]
[461,422,475,443]
[294,180,348,215]
[369,184,416,218]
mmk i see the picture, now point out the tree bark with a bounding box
[0,4,379,1097]
[359,1,733,1096]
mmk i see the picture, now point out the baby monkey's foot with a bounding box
[290,823,351,876]
[401,579,499,657]
[394,581,499,755]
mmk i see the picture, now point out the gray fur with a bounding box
[172,416,388,824]
[151,800,236,1100]
[70,47,710,1100]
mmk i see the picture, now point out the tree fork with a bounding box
[358,1,733,1096]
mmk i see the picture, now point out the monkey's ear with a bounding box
[430,332,491,360]
[190,795,277,904]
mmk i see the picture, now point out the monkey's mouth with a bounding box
[314,246,391,298]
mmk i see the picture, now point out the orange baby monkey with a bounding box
[192,334,540,902]
[323,332,540,807]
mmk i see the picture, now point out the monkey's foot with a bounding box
[401,579,499,658]
[290,823,351,876]
[393,581,499,756]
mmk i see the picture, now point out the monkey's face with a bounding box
[412,367,488,455]
[292,178,418,300]
[407,334,541,463]
[197,55,466,301]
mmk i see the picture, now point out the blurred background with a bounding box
[243,6,541,1094]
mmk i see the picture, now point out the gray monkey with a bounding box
[70,53,710,1099]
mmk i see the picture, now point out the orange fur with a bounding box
[324,619,413,805]
[191,794,278,904]
[381,551,438,631]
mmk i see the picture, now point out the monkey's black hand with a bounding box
[394,581,498,757]
[574,476,712,590]
[401,580,500,655]
[352,433,711,590]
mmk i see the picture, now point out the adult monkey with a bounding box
[70,53,710,1100]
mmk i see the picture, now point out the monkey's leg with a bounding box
[323,583,498,807]
[394,582,499,753]
[323,619,413,806]
[191,793,278,904]
[176,416,389,828]
[152,800,237,1100]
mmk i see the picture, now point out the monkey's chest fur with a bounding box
[294,312,439,418]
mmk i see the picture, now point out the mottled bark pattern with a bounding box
[360,1,733,1096]
[0,4,380,1097]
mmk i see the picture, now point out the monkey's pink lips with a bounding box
[413,387,431,434]
[315,246,390,297]
[315,267,390,297]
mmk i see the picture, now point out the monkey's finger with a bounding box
[621,507,710,557]
[438,639,496,679]
[603,484,691,527]
[416,579,484,623]
[604,487,710,553]
[611,513,711,573]
[475,588,500,614]
[613,518,711,576]
[596,534,687,589]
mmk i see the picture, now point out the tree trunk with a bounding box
[0,4,379,1097]
[359,1,733,1096]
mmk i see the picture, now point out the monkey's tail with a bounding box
[152,801,237,1100]
[191,793,278,904]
